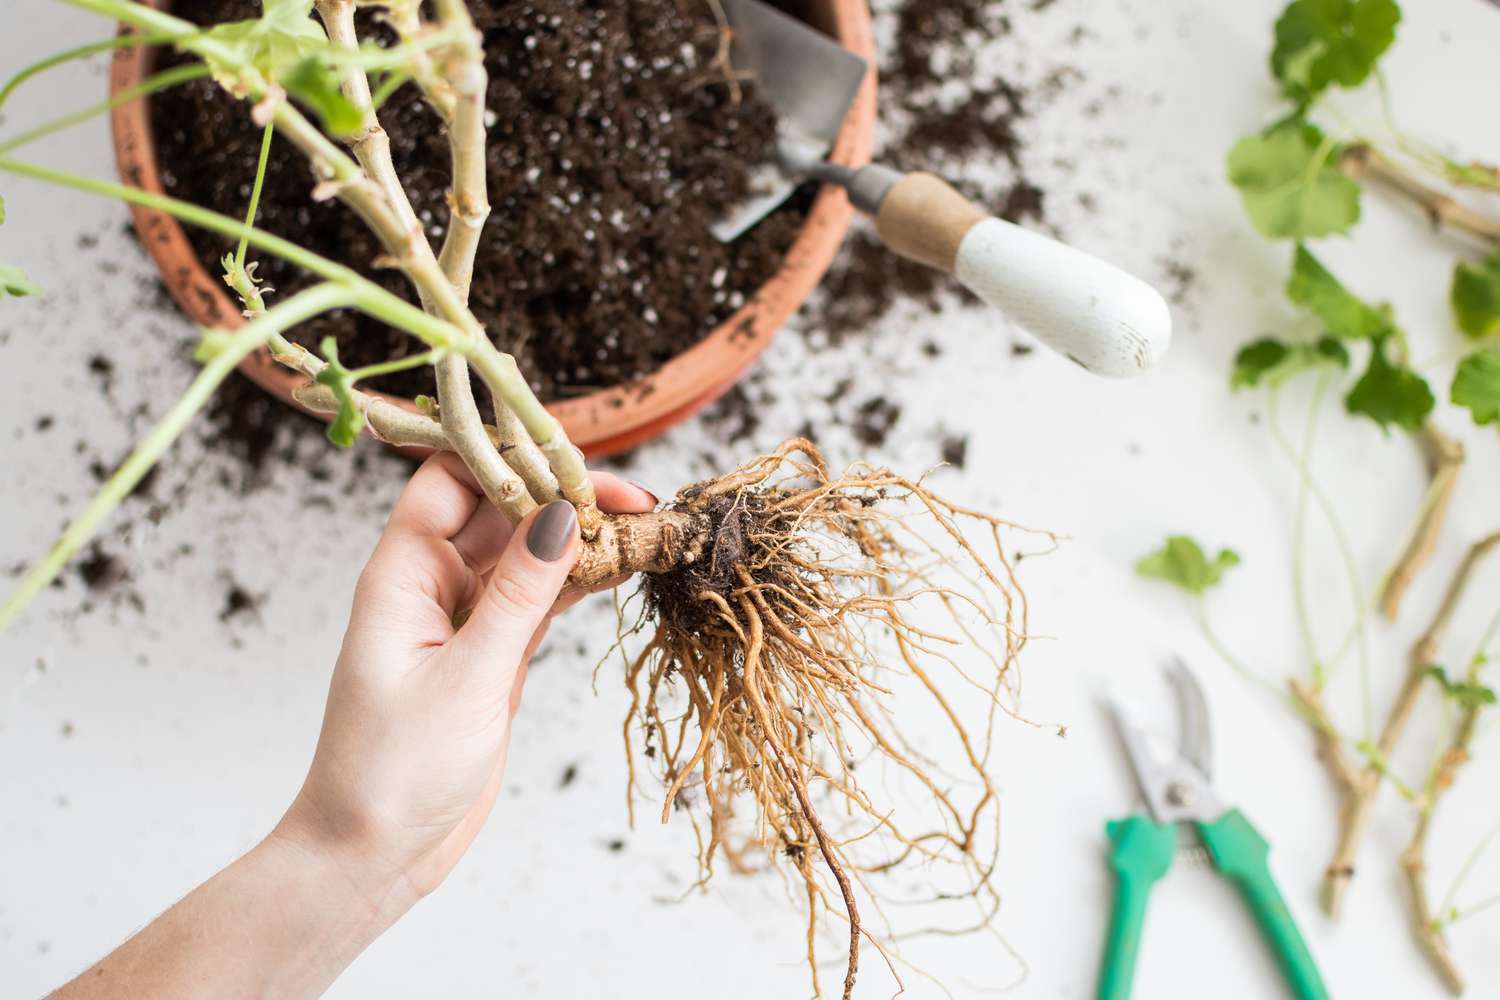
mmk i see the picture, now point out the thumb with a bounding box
[450,499,580,660]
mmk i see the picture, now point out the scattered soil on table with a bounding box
[76,544,128,593]
[940,433,969,469]
[219,579,264,623]
[851,396,901,448]
[152,0,807,405]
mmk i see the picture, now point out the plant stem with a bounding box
[1403,808,1466,995]
[1270,381,1324,678]
[384,0,456,120]
[0,156,465,351]
[235,122,276,269]
[95,0,594,529]
[308,0,535,522]
[1288,678,1364,791]
[1378,423,1464,621]
[345,350,446,384]
[1325,531,1500,919]
[0,32,174,111]
[1265,375,1370,713]
[0,285,353,631]
[1339,144,1500,245]
[469,342,599,534]
[1399,535,1500,994]
[1442,811,1500,927]
[432,0,489,304]
[1193,599,1284,700]
[0,63,209,156]
[421,0,582,521]
[1450,891,1500,925]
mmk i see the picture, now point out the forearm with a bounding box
[48,825,417,1000]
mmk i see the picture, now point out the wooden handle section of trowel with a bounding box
[870,171,1171,378]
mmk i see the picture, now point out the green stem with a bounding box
[1439,815,1500,926]
[369,69,412,110]
[1357,741,1417,801]
[58,0,217,52]
[236,122,276,269]
[56,0,363,188]
[346,349,445,383]
[1447,891,1500,927]
[0,32,176,111]
[1270,381,1325,681]
[1471,602,1500,671]
[1194,598,1285,702]
[1265,372,1371,731]
[0,284,353,631]
[0,156,462,350]
[0,64,209,156]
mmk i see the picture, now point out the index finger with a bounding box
[384,451,487,541]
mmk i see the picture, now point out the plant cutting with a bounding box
[0,1,1166,994]
[1138,0,1500,991]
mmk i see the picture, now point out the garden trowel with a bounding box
[712,0,1172,378]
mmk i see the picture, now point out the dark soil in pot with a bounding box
[151,0,813,404]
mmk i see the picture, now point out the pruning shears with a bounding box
[1097,661,1330,1000]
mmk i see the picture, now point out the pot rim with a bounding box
[109,1,876,458]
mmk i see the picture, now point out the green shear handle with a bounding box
[1098,816,1176,1000]
[1096,810,1329,1000]
[1199,810,1329,1000]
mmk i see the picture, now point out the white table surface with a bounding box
[4,0,1500,997]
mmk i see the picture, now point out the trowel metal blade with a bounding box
[709,0,869,242]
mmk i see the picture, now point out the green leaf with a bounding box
[1451,250,1500,340]
[1286,244,1389,339]
[1227,122,1360,239]
[281,56,362,137]
[1231,335,1348,389]
[1345,336,1433,432]
[1271,0,1401,104]
[204,0,326,79]
[0,193,6,225]
[1452,348,1500,427]
[1425,666,1497,709]
[313,337,364,447]
[0,264,40,298]
[201,1,359,135]
[1136,536,1241,596]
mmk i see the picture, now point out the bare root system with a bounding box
[612,439,1048,998]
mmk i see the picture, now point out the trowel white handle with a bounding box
[871,172,1171,377]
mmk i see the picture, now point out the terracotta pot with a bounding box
[110,2,876,458]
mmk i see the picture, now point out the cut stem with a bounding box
[1378,423,1464,621]
[1339,144,1500,245]
[1398,532,1500,994]
[1323,531,1500,917]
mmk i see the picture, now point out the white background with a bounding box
[4,0,1500,997]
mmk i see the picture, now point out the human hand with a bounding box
[275,453,656,909]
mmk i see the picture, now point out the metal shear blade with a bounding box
[1106,659,1223,826]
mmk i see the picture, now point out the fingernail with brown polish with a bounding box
[623,477,660,505]
[527,500,577,562]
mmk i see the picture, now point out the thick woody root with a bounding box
[611,439,1045,999]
